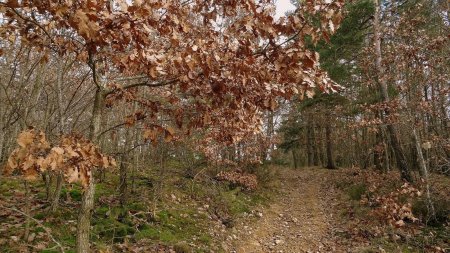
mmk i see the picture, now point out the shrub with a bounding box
[216,170,258,190]
[412,197,449,226]
[347,183,367,201]
[173,242,191,253]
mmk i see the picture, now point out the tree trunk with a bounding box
[119,154,128,207]
[23,180,31,241]
[267,111,275,160]
[50,57,66,212]
[131,124,139,194]
[292,149,299,169]
[76,178,95,253]
[412,127,435,221]
[325,120,337,169]
[43,172,52,200]
[0,130,5,165]
[373,0,412,181]
[50,173,64,212]
[76,87,104,253]
[312,122,320,166]
[306,123,314,167]
[381,126,390,172]
[374,129,383,171]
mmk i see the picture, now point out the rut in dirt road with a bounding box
[233,168,339,253]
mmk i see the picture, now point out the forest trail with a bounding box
[233,168,340,253]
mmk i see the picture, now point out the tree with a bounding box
[279,0,375,169]
[1,0,345,251]
[372,0,412,182]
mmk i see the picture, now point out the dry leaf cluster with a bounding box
[216,170,258,190]
[371,183,421,227]
[4,129,116,188]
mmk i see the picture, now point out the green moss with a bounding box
[36,191,47,200]
[173,242,191,253]
[94,182,114,201]
[69,189,82,201]
[347,183,367,201]
[59,188,68,200]
[135,227,159,240]
[34,212,45,220]
[95,206,110,217]
[198,234,212,245]
[59,226,76,247]
[52,209,74,220]
[34,227,46,233]
[0,178,21,197]
[412,197,449,226]
[92,214,135,242]
[160,230,176,243]
[221,188,251,216]
[369,237,419,253]
[128,202,147,211]
[249,193,267,205]
[157,210,172,223]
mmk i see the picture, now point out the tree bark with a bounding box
[312,122,320,166]
[0,130,5,165]
[267,111,275,160]
[119,154,128,207]
[374,129,383,171]
[50,173,64,212]
[44,172,52,200]
[412,127,435,221]
[131,121,139,194]
[292,149,299,169]
[50,57,66,212]
[76,87,104,253]
[119,127,132,207]
[383,138,390,173]
[325,120,337,169]
[373,0,412,181]
[306,122,314,167]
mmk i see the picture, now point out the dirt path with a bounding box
[232,168,341,253]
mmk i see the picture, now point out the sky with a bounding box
[274,0,296,19]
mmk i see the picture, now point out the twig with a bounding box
[1,205,66,253]
[4,6,55,45]
[106,78,179,95]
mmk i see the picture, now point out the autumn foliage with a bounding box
[0,0,346,147]
[4,129,116,188]
[216,169,258,191]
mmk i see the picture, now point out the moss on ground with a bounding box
[0,164,276,253]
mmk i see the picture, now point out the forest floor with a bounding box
[0,165,448,252]
[228,167,357,253]
[227,167,449,253]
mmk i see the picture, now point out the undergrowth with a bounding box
[0,162,278,252]
[330,167,449,252]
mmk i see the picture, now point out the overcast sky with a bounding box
[275,0,296,19]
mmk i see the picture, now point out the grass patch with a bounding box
[173,242,191,253]
[135,227,159,240]
[412,197,449,226]
[346,183,367,201]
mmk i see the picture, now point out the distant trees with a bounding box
[280,0,373,169]
[280,0,449,184]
